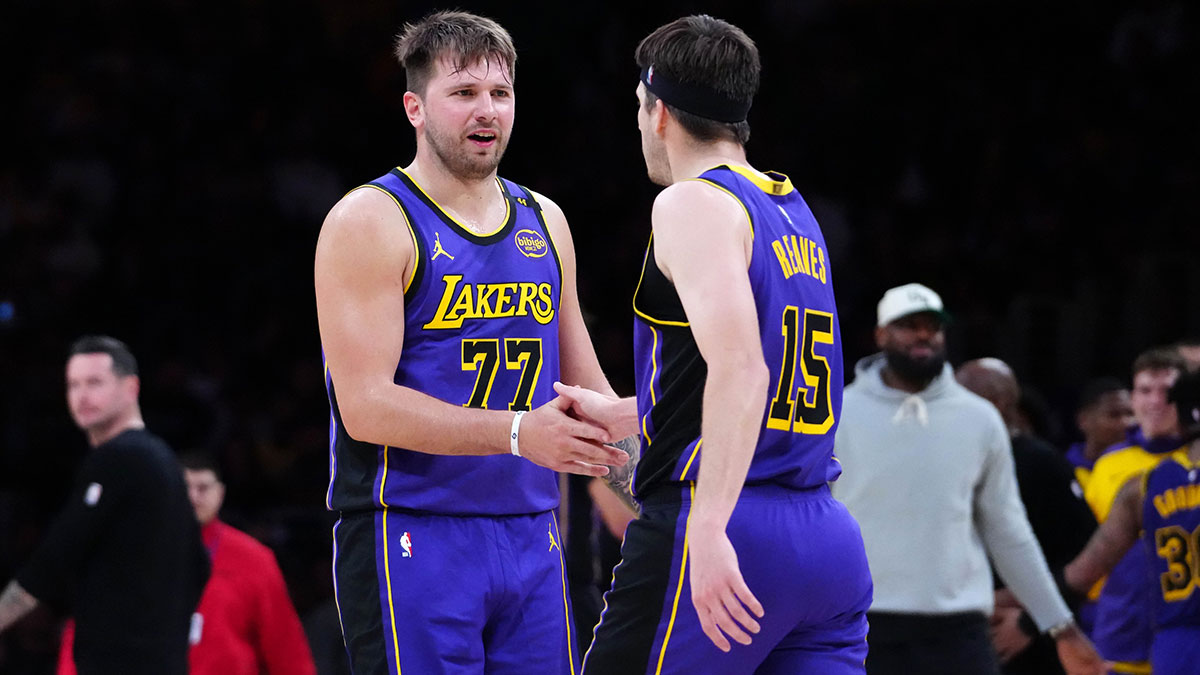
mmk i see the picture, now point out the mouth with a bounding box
[467,130,498,147]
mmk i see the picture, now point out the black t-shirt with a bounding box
[17,428,209,675]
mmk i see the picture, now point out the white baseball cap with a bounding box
[877,283,951,328]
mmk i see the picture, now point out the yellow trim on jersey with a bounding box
[656,482,696,674]
[679,439,703,481]
[397,167,511,238]
[685,177,754,236]
[641,325,659,446]
[550,514,577,675]
[331,520,348,643]
[524,191,565,287]
[722,164,795,196]
[1108,660,1151,674]
[381,507,403,674]
[358,184,421,294]
[632,234,691,328]
[1085,444,1175,522]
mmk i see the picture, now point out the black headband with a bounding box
[640,66,751,124]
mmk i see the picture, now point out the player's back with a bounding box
[1141,451,1200,674]
[631,164,843,500]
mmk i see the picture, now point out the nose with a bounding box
[475,94,497,121]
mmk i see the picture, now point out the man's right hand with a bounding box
[517,396,629,476]
[1053,623,1107,675]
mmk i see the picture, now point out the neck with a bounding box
[88,410,145,447]
[667,136,749,183]
[404,155,501,224]
[1189,438,1200,464]
[1083,439,1108,462]
[880,366,932,394]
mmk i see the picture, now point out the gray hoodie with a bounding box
[831,353,1072,630]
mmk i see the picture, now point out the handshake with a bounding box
[515,382,640,478]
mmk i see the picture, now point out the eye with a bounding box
[493,89,511,98]
[454,89,474,96]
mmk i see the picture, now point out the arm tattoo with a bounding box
[602,435,641,513]
[0,581,39,634]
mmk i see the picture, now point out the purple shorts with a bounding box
[583,483,872,675]
[334,508,578,675]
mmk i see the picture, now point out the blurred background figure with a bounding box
[1065,378,1135,489]
[0,336,208,675]
[1083,347,1185,672]
[956,358,1097,674]
[832,284,1102,675]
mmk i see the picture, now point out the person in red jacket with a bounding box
[58,452,316,675]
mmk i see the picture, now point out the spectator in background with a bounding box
[1083,347,1186,672]
[832,284,1102,675]
[57,452,317,675]
[1065,378,1135,489]
[1063,369,1200,675]
[956,358,1097,675]
[0,336,209,674]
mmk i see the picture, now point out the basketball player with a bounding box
[559,15,873,674]
[314,11,631,675]
[1064,369,1200,675]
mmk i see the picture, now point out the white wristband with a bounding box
[510,411,526,457]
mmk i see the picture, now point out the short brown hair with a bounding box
[635,15,759,144]
[394,11,516,97]
[1132,346,1186,378]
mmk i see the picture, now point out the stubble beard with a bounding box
[884,346,947,385]
[426,125,507,180]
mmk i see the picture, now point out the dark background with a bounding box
[2,0,1197,671]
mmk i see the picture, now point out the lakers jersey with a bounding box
[324,168,563,515]
[1142,451,1200,630]
[631,165,844,500]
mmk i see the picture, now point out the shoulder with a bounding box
[316,187,413,258]
[652,180,746,230]
[98,429,173,466]
[528,190,569,233]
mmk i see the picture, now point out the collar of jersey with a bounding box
[395,167,515,242]
[708,164,794,196]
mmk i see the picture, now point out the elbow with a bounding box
[337,393,378,443]
[709,354,770,394]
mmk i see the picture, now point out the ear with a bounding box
[125,374,141,400]
[653,99,670,135]
[873,325,887,350]
[403,91,423,129]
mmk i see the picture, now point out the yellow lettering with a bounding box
[423,275,465,329]
[493,283,517,317]
[792,235,811,277]
[532,283,555,325]
[476,284,498,317]
[517,283,539,317]
[808,240,819,281]
[450,283,475,320]
[1155,494,1170,519]
[772,240,794,279]
[818,246,827,284]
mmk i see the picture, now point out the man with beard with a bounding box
[313,10,629,675]
[831,284,1102,675]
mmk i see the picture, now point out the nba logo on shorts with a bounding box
[400,531,413,558]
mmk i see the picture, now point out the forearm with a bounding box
[1064,501,1139,593]
[691,360,769,529]
[0,581,39,634]
[988,526,1073,630]
[341,385,512,455]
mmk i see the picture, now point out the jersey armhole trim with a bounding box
[358,183,424,300]
[632,233,691,327]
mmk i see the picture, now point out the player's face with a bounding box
[65,353,137,435]
[414,55,514,180]
[1131,368,1180,439]
[636,82,671,186]
[1079,390,1134,449]
[184,468,225,526]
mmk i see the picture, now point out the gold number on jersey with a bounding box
[1155,524,1200,602]
[461,338,543,411]
[767,307,834,434]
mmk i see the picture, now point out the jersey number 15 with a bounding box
[767,307,834,434]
